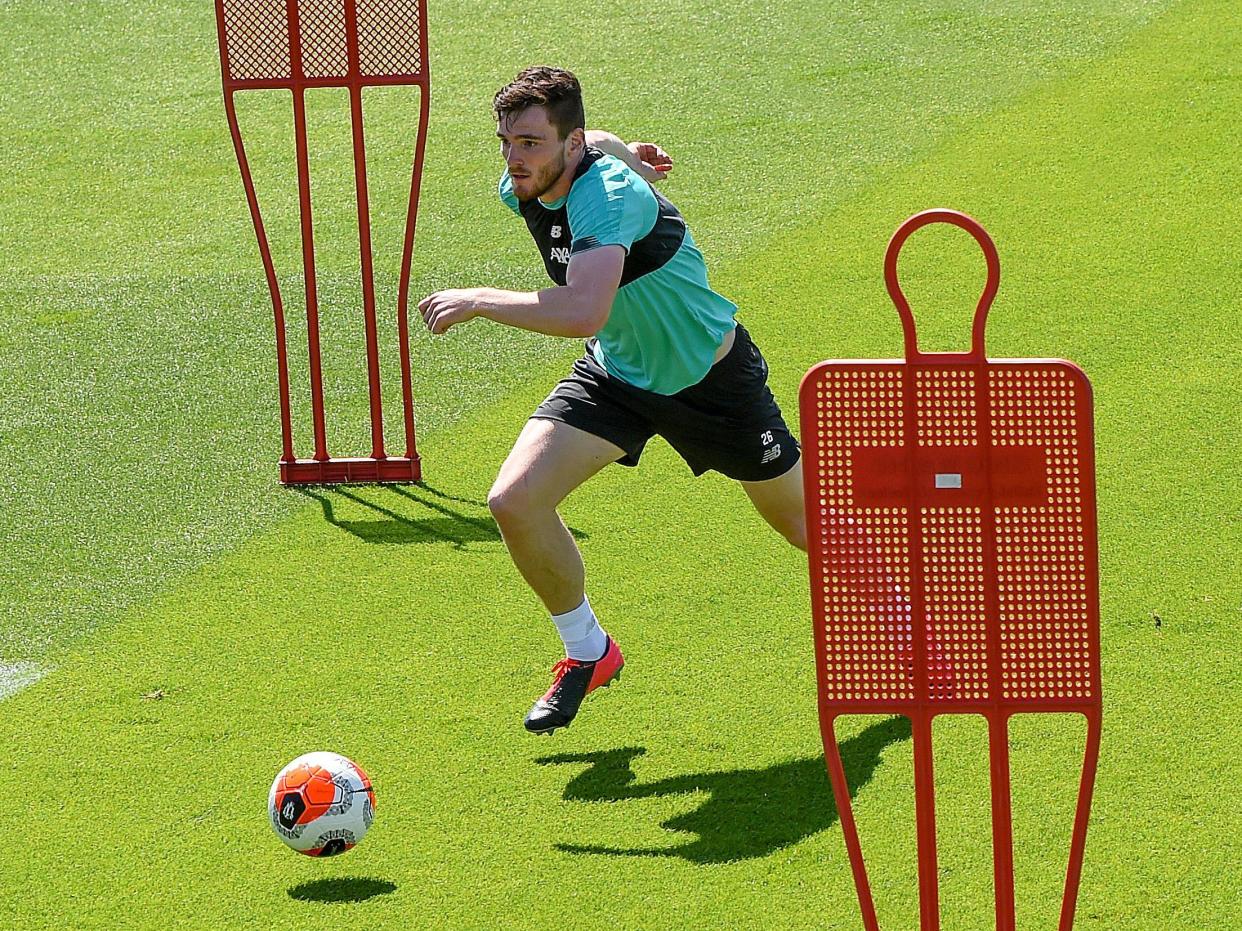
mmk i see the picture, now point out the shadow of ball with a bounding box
[288,877,397,904]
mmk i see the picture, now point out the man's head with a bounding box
[494,66,586,202]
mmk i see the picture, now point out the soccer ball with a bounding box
[268,751,376,856]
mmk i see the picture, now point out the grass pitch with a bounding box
[1,0,1238,928]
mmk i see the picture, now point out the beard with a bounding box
[513,150,567,202]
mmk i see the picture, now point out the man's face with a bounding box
[496,106,578,202]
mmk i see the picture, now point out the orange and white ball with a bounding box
[268,752,375,856]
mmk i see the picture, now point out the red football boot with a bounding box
[523,637,624,735]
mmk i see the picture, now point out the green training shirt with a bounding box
[500,146,737,395]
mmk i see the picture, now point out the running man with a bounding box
[418,67,806,734]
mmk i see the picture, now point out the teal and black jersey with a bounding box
[499,146,737,395]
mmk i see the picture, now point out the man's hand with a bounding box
[628,142,673,183]
[584,130,674,184]
[418,288,487,335]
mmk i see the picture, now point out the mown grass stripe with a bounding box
[0,0,1175,671]
[2,2,1236,928]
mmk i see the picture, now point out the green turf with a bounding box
[2,0,1239,927]
[0,0,1174,663]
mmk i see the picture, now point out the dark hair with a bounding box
[493,66,585,140]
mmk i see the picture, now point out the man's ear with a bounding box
[566,127,586,155]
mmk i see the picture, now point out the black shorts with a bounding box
[530,322,801,482]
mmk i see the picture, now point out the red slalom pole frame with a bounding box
[214,0,428,484]
[800,210,1102,929]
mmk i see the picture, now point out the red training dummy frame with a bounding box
[799,210,1102,929]
[214,0,429,484]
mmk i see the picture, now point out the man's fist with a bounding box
[628,142,674,183]
[418,288,485,335]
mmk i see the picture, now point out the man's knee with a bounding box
[786,514,808,553]
[770,506,807,552]
[487,477,525,528]
[487,474,552,530]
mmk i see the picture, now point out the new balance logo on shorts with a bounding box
[759,430,780,465]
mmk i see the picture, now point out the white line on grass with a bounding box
[0,663,44,701]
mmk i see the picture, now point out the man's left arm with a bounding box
[418,245,625,338]
[585,130,673,183]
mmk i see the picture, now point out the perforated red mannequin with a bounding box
[215,0,429,483]
[799,209,1102,930]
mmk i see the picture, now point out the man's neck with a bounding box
[538,147,587,205]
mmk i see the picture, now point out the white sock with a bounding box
[552,596,608,661]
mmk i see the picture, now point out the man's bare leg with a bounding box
[741,458,808,552]
[487,417,625,614]
[489,417,627,734]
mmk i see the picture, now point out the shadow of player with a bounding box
[536,715,910,864]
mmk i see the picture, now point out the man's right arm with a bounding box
[418,245,625,338]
